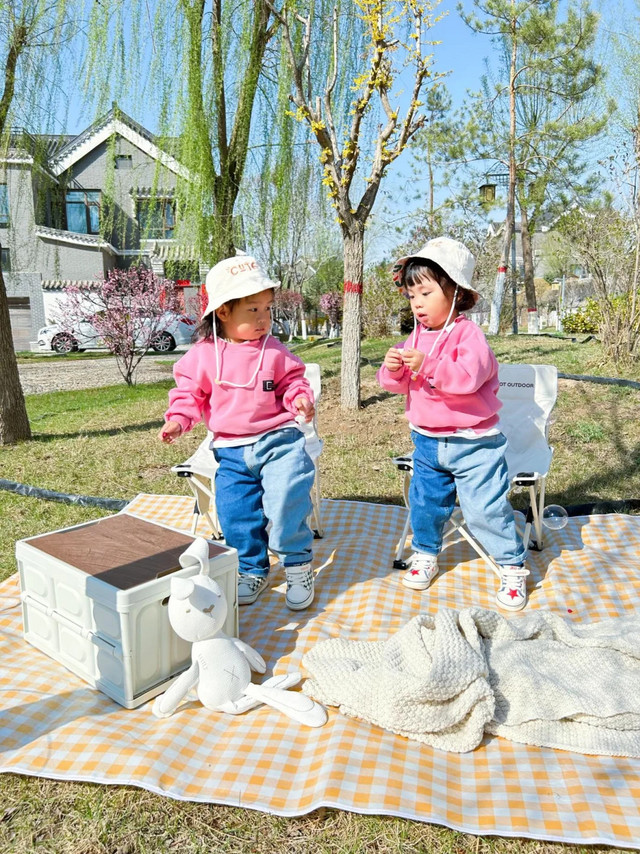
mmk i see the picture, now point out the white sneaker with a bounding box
[285,564,315,611]
[495,565,529,611]
[402,552,439,590]
[237,574,269,605]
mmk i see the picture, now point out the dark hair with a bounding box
[403,258,476,313]
[194,298,240,340]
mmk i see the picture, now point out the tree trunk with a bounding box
[0,269,31,444]
[488,3,517,337]
[487,222,512,336]
[0,24,31,443]
[341,227,364,410]
[519,203,538,333]
[212,187,237,260]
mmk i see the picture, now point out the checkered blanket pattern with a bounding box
[2,494,640,848]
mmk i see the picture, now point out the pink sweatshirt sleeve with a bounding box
[376,341,412,394]
[274,345,314,413]
[418,323,496,394]
[165,347,212,433]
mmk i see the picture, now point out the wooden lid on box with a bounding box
[25,514,229,590]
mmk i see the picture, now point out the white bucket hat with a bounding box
[202,255,280,318]
[392,237,479,304]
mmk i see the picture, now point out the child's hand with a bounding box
[401,348,425,374]
[294,396,315,423]
[159,421,182,444]
[383,347,405,372]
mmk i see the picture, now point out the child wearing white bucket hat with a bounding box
[378,237,529,611]
[160,255,317,611]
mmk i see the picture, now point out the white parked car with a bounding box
[38,313,197,355]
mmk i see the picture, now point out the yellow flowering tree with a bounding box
[267,0,444,409]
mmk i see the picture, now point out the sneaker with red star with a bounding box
[495,565,529,611]
[402,552,439,591]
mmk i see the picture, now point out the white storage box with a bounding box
[16,511,238,709]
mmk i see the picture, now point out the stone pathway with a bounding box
[17,352,183,395]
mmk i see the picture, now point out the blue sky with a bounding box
[63,2,488,135]
[56,0,634,265]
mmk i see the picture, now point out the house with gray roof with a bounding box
[1,105,207,350]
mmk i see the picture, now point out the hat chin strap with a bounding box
[212,323,271,388]
[412,284,458,358]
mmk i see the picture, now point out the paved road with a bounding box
[18,350,185,395]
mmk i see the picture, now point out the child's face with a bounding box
[405,272,457,331]
[216,289,274,343]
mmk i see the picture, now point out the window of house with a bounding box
[137,198,175,239]
[0,247,10,272]
[115,154,133,168]
[0,185,9,227]
[65,190,101,234]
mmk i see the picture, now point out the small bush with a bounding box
[362,267,406,337]
[562,298,601,334]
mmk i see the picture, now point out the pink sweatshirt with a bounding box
[376,316,501,433]
[165,336,313,442]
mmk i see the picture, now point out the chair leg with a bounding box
[393,513,412,568]
[310,463,324,538]
[203,509,223,540]
[527,479,546,551]
[185,477,223,539]
[190,499,199,536]
[447,513,503,578]
[535,477,547,549]
[393,472,412,568]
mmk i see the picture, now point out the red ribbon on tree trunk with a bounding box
[344,280,363,294]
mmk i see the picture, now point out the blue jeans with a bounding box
[212,428,315,578]
[409,431,526,566]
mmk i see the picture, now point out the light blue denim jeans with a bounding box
[409,430,526,566]
[212,428,315,578]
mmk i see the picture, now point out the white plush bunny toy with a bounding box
[152,538,327,728]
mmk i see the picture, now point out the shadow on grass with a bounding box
[361,391,395,408]
[30,420,163,442]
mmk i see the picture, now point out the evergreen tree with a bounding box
[461,0,608,334]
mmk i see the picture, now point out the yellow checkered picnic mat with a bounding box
[2,494,640,848]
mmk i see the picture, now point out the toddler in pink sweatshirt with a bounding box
[160,256,317,611]
[377,237,529,611]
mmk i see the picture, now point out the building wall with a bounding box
[35,238,114,281]
[4,272,46,344]
[3,119,187,351]
[69,138,179,251]
[2,162,38,274]
[2,163,47,343]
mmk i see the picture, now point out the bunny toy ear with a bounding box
[179,537,210,575]
[170,576,195,600]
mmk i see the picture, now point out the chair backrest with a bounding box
[172,361,323,475]
[304,362,321,405]
[298,362,323,460]
[496,363,557,480]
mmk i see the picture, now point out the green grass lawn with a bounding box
[1,334,639,852]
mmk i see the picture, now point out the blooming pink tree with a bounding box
[274,289,303,340]
[55,267,180,385]
[319,291,342,338]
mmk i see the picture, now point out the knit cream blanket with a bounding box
[302,608,640,755]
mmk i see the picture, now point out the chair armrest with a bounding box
[392,455,413,473]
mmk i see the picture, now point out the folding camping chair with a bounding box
[172,362,325,539]
[391,363,558,576]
